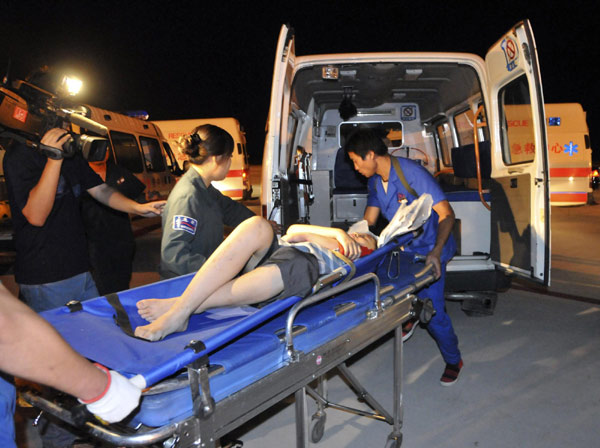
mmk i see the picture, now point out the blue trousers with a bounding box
[0,374,16,448]
[19,271,99,313]
[419,265,461,365]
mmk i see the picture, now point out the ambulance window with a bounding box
[140,137,166,172]
[162,141,176,171]
[436,122,453,166]
[339,122,403,149]
[110,131,143,173]
[498,75,535,164]
[454,109,475,146]
[454,107,490,146]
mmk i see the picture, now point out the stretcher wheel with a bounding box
[385,434,402,448]
[419,298,435,324]
[310,412,327,443]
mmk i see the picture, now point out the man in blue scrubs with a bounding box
[345,130,463,386]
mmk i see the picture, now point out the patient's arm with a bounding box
[285,224,361,259]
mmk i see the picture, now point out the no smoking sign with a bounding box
[501,36,519,71]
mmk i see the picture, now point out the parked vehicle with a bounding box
[82,105,181,201]
[261,21,551,303]
[153,117,252,200]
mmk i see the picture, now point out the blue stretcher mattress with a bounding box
[41,232,423,428]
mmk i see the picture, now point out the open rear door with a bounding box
[485,20,550,285]
[261,24,295,223]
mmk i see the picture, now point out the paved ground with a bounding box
[227,290,600,448]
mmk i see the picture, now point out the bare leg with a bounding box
[134,217,275,341]
[195,264,284,312]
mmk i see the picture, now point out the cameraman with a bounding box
[3,128,165,312]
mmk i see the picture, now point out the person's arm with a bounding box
[21,129,72,226]
[284,224,362,259]
[0,283,142,422]
[364,175,382,228]
[426,200,455,279]
[160,215,208,277]
[87,183,165,217]
[364,206,381,227]
[217,192,255,227]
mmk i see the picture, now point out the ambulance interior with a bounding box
[277,61,503,288]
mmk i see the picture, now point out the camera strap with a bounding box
[39,143,65,160]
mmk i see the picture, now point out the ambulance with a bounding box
[261,21,551,304]
[153,117,252,200]
[81,105,181,201]
[545,103,592,206]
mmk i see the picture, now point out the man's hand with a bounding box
[39,128,73,160]
[81,366,145,424]
[133,200,166,218]
[40,128,72,153]
[425,248,442,279]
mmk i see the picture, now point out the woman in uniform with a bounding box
[159,124,255,279]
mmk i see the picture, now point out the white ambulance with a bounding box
[261,21,551,306]
[153,117,252,200]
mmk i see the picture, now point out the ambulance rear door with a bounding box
[485,19,550,285]
[261,24,295,224]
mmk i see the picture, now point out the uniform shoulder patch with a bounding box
[173,215,198,235]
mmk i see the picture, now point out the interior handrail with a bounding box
[473,105,491,210]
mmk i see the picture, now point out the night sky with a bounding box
[2,0,599,163]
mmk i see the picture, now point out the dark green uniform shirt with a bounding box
[159,168,254,278]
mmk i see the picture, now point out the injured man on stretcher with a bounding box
[134,216,377,341]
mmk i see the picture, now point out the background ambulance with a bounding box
[82,105,181,201]
[504,103,592,206]
[261,21,551,311]
[545,103,592,206]
[153,117,252,200]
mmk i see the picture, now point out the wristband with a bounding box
[80,363,111,404]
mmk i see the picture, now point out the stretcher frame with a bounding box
[24,244,436,448]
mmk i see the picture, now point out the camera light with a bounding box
[61,75,83,96]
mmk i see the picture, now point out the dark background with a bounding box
[2,0,599,164]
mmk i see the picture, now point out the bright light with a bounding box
[61,75,83,96]
[568,176,574,182]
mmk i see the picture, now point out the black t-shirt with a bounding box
[3,143,103,284]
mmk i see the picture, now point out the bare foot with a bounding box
[134,307,190,341]
[137,297,178,322]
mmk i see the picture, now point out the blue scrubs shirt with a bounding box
[367,157,456,262]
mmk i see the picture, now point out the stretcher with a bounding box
[24,230,437,448]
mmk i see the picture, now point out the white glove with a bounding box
[80,365,146,423]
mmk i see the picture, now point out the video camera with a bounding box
[0,76,109,162]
